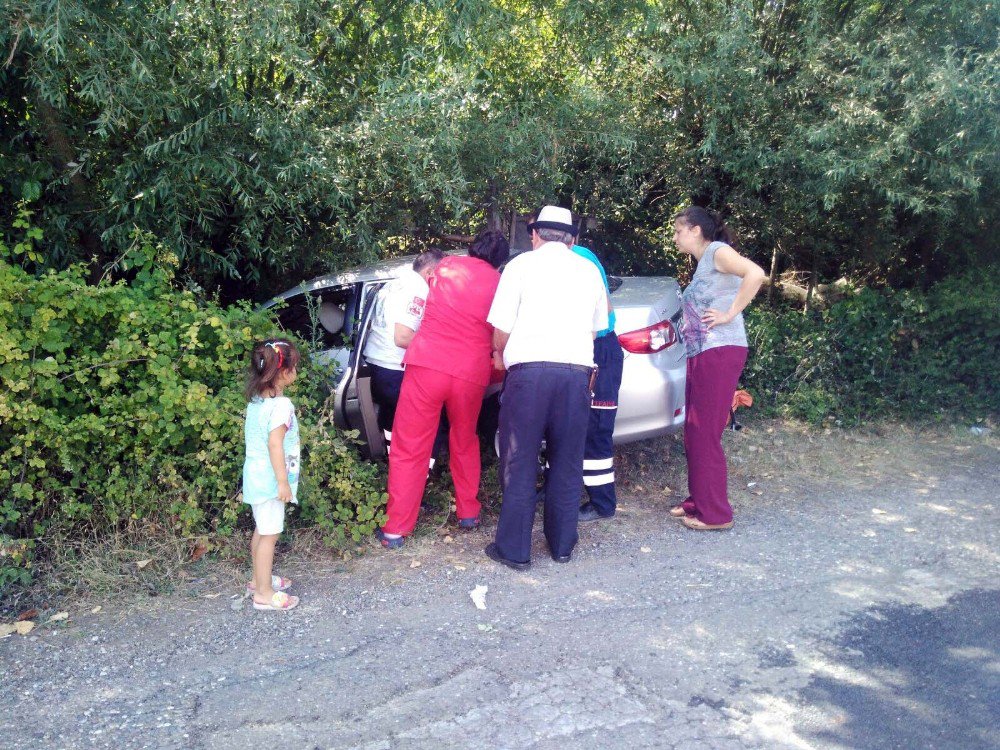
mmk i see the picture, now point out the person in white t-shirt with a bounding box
[363,250,444,454]
[485,205,608,570]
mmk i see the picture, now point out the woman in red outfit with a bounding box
[376,231,509,548]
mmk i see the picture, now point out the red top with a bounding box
[404,255,500,386]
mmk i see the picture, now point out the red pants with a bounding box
[383,365,486,535]
[682,345,748,525]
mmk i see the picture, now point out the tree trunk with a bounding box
[486,181,502,231]
[35,97,104,267]
[576,214,587,246]
[767,241,781,303]
[804,249,819,313]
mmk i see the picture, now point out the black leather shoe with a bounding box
[551,553,571,563]
[578,503,614,523]
[484,542,530,571]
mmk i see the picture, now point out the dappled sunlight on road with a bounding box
[3,420,995,750]
[867,507,906,523]
[831,561,888,577]
[831,579,887,602]
[799,653,905,691]
[925,502,956,512]
[793,590,1000,749]
[646,622,711,656]
[746,695,818,750]
[959,541,1000,566]
[948,646,1000,676]
[831,567,969,609]
[707,558,768,576]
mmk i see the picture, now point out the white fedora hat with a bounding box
[528,205,577,236]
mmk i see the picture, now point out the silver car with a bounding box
[267,255,686,458]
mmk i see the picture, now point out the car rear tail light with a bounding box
[617,320,678,354]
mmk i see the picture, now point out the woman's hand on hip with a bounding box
[702,308,733,329]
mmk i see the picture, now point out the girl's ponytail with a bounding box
[246,338,301,401]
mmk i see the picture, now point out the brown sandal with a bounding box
[668,506,689,519]
[681,517,734,531]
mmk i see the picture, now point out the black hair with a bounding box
[412,248,445,275]
[675,206,738,248]
[246,338,301,401]
[469,229,510,269]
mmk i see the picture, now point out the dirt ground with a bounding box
[2,418,998,750]
[6,417,994,612]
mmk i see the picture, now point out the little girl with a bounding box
[243,338,301,611]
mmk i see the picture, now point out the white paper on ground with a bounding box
[470,585,488,610]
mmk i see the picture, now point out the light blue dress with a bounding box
[242,396,300,505]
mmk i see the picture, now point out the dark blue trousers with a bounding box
[495,363,591,562]
[371,364,405,439]
[583,332,624,516]
[371,363,446,461]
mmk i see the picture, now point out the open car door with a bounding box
[333,283,387,459]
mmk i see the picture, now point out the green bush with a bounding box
[297,406,388,546]
[744,269,1000,422]
[0,248,384,591]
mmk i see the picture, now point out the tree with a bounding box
[2,0,997,295]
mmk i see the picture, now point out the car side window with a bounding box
[359,281,386,321]
[275,285,356,350]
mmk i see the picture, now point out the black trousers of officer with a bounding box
[495,363,591,563]
[370,364,404,446]
[372,363,447,460]
[583,331,625,516]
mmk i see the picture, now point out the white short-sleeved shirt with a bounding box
[488,242,608,368]
[243,396,300,505]
[363,268,429,370]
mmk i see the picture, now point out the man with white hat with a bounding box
[485,205,608,569]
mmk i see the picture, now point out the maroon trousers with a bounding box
[383,365,485,536]
[681,345,748,525]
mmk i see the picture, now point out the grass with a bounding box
[1,522,250,618]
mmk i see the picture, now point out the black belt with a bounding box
[507,361,593,376]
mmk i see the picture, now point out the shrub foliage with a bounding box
[2,246,995,591]
[744,270,1000,423]
[0,250,385,590]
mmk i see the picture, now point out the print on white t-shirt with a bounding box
[363,268,429,370]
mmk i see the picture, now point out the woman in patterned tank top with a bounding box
[671,207,766,530]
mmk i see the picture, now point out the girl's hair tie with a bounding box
[265,341,285,369]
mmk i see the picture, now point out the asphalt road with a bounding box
[2,427,998,749]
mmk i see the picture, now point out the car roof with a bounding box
[266,252,677,311]
[266,255,420,305]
